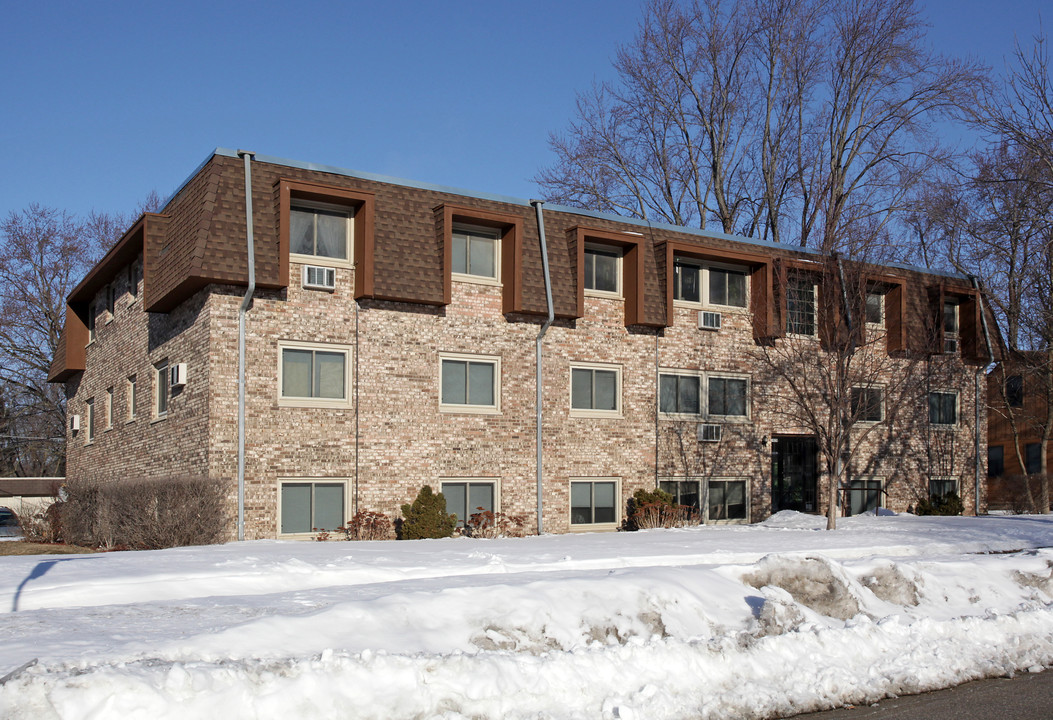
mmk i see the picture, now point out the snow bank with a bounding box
[1,513,1051,719]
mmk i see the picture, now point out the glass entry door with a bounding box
[772,437,819,513]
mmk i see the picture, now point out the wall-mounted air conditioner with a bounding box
[698,311,722,331]
[70,414,81,432]
[170,363,188,387]
[697,423,722,442]
[303,265,336,291]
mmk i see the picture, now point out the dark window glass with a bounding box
[673,260,700,303]
[584,247,619,293]
[865,292,883,324]
[1006,375,1023,408]
[659,374,700,415]
[708,377,747,417]
[441,359,496,407]
[928,392,957,425]
[851,387,883,422]
[786,280,815,335]
[1025,443,1042,474]
[710,268,747,307]
[571,368,618,411]
[570,481,617,524]
[987,446,1004,477]
[442,482,495,527]
[849,479,882,515]
[708,480,747,520]
[291,206,350,260]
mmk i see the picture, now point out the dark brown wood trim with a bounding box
[434,204,524,311]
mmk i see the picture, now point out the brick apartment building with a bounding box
[49,149,991,539]
[987,351,1051,511]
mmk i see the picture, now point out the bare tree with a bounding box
[752,259,935,528]
[0,205,117,476]
[537,0,981,256]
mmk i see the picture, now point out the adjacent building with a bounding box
[49,149,991,539]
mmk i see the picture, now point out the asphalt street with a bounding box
[790,670,1053,719]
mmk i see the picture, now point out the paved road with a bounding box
[789,671,1053,720]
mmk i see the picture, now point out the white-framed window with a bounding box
[928,476,958,498]
[942,301,959,353]
[851,386,884,423]
[673,259,748,309]
[584,244,622,296]
[570,363,621,417]
[85,398,95,444]
[279,479,347,535]
[87,302,96,344]
[928,390,958,426]
[127,375,137,422]
[658,371,702,416]
[290,200,353,265]
[451,224,500,283]
[786,279,817,336]
[104,387,113,430]
[659,478,702,512]
[865,291,884,325]
[849,477,883,515]
[127,262,139,299]
[441,479,497,527]
[570,479,619,527]
[278,342,351,407]
[707,478,749,523]
[707,375,748,419]
[155,360,169,418]
[440,353,500,413]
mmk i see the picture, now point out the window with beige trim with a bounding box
[928,390,958,427]
[786,279,817,336]
[279,479,347,535]
[707,478,749,523]
[570,479,619,527]
[104,387,113,431]
[278,342,352,407]
[707,375,749,419]
[127,375,137,422]
[942,301,959,353]
[155,360,169,418]
[584,244,622,297]
[570,363,621,417]
[85,398,95,444]
[659,371,702,416]
[451,224,500,284]
[674,259,748,309]
[441,479,498,527]
[290,200,353,266]
[865,291,884,325]
[440,353,500,413]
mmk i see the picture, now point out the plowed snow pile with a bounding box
[1,512,1051,719]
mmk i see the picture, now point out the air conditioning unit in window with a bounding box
[70,414,80,432]
[303,265,336,291]
[698,311,722,331]
[170,363,188,387]
[697,423,722,442]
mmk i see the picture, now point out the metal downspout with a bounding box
[531,200,554,536]
[970,275,996,516]
[237,150,256,541]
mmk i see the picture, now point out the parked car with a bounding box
[0,507,20,538]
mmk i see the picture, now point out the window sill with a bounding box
[569,409,623,420]
[584,289,623,301]
[277,398,352,410]
[452,273,502,288]
[568,522,619,533]
[150,415,168,425]
[659,413,703,422]
[290,253,352,269]
[707,415,750,424]
[439,404,501,415]
[125,418,136,425]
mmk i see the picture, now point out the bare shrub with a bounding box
[346,510,395,541]
[631,502,701,530]
[61,476,230,550]
[14,503,61,544]
[465,509,527,539]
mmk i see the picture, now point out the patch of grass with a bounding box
[0,541,97,556]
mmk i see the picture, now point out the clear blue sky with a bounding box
[0,0,1046,222]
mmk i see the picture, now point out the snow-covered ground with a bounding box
[1,511,1051,720]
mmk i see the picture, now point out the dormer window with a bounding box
[290,202,352,264]
[942,301,959,353]
[673,259,747,308]
[584,245,621,296]
[865,291,884,325]
[786,279,817,336]
[451,224,499,282]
